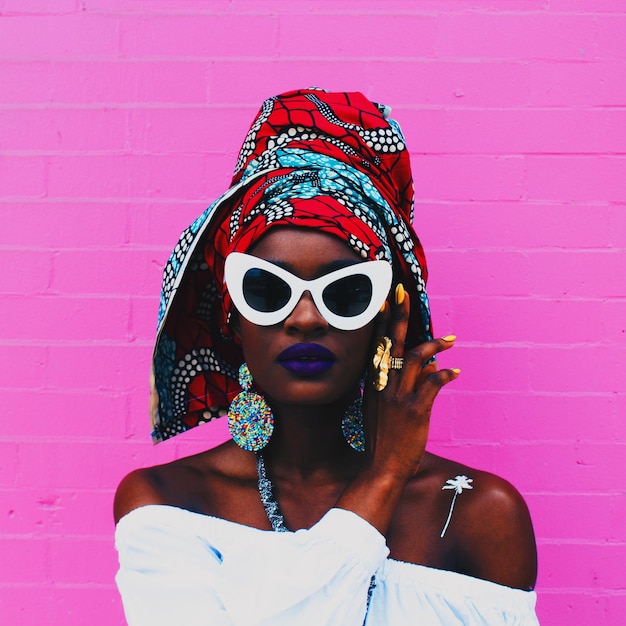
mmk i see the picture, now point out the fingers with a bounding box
[387,284,410,358]
[397,335,458,395]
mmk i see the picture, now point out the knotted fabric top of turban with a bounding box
[151,88,432,443]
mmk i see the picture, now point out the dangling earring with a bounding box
[342,381,366,453]
[228,363,274,451]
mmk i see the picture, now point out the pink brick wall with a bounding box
[1,1,624,623]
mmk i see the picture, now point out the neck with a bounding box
[261,396,363,483]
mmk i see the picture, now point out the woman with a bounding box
[115,88,538,625]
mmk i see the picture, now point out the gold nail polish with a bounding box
[379,301,388,314]
[442,335,457,342]
[395,283,405,305]
[451,368,461,375]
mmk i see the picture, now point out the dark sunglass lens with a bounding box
[323,275,372,317]
[242,268,291,312]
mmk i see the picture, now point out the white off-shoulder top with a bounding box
[115,505,539,625]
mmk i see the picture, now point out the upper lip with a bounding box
[277,343,336,362]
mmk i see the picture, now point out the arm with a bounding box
[337,287,459,534]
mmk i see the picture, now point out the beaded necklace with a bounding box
[256,453,376,624]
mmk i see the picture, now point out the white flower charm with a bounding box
[440,475,474,538]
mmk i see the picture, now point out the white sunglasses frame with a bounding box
[224,252,393,331]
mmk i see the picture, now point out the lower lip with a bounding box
[279,359,335,377]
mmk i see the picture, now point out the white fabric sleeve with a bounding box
[115,505,389,626]
[115,507,233,626]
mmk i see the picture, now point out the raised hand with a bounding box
[337,284,459,534]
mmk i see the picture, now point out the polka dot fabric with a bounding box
[151,88,432,443]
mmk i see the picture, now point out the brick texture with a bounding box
[1,1,624,624]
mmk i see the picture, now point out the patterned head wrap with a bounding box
[151,88,432,443]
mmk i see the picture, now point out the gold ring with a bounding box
[389,356,404,370]
[372,336,403,391]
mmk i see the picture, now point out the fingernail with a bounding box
[442,335,457,342]
[379,301,388,314]
[451,368,461,375]
[395,283,405,305]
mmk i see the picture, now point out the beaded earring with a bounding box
[228,363,274,451]
[341,395,365,452]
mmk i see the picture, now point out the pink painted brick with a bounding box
[0,295,131,341]
[506,442,624,492]
[49,537,117,583]
[128,106,250,156]
[549,0,626,12]
[405,108,626,154]
[458,392,621,443]
[442,440,612,494]
[1,488,112,537]
[45,344,150,390]
[527,156,626,202]
[608,204,626,247]
[603,301,626,344]
[606,595,626,626]
[444,297,605,345]
[0,587,124,626]
[51,249,163,296]
[413,155,525,201]
[0,15,119,59]
[46,154,222,199]
[278,14,437,58]
[119,14,279,57]
[210,60,372,105]
[535,591,609,625]
[0,0,77,13]
[596,16,626,59]
[0,108,128,152]
[526,494,614,540]
[527,250,626,298]
[126,202,210,247]
[0,61,210,105]
[3,388,128,439]
[84,0,233,12]
[0,250,53,294]
[609,486,626,543]
[530,346,623,393]
[372,60,530,107]
[436,13,597,60]
[237,0,550,11]
[0,345,47,388]
[0,156,45,197]
[424,441,536,490]
[612,394,626,441]
[539,543,626,590]
[442,345,531,392]
[0,442,19,488]
[418,202,611,251]
[14,441,145,491]
[0,202,128,247]
[130,296,160,342]
[0,538,50,583]
[426,250,531,297]
[529,61,626,106]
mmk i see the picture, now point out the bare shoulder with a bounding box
[113,465,168,524]
[425,453,538,590]
[113,441,255,525]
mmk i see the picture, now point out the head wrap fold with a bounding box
[151,88,432,443]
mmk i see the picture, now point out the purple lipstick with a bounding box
[277,343,336,377]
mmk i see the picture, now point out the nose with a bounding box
[284,291,329,334]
